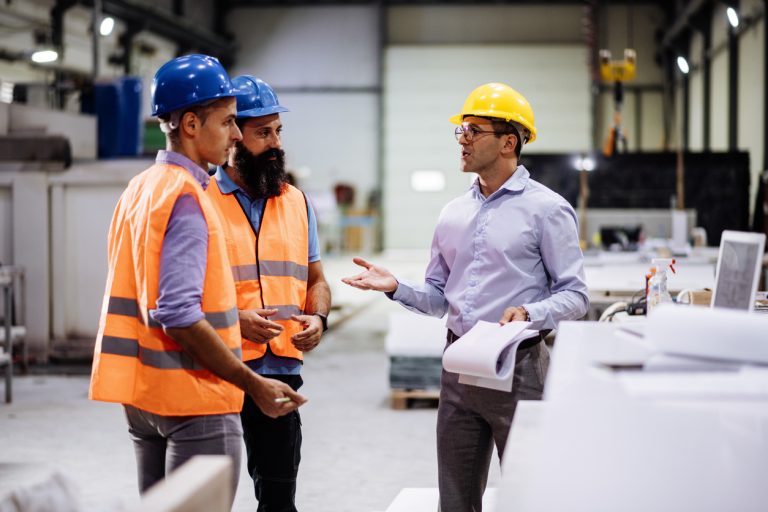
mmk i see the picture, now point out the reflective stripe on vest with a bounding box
[207,178,309,361]
[107,296,238,329]
[89,163,244,416]
[231,260,308,282]
[101,335,242,370]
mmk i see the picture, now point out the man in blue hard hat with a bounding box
[207,75,331,511]
[89,55,306,502]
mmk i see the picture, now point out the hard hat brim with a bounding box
[236,105,290,119]
[152,87,249,118]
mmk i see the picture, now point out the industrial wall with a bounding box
[225,3,669,250]
[0,1,179,117]
[683,0,765,215]
[594,4,667,152]
[227,5,380,224]
[0,1,764,356]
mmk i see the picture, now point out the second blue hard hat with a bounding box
[232,75,289,118]
[151,54,242,117]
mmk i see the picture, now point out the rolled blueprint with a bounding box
[443,320,538,391]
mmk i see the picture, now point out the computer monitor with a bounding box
[711,230,766,311]
[599,225,642,250]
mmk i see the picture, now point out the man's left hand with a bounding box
[290,314,324,352]
[499,306,528,325]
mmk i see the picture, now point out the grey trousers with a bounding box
[436,341,550,512]
[124,405,243,501]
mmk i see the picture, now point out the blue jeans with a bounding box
[123,405,243,501]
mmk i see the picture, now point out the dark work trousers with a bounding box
[241,374,303,512]
[437,333,549,512]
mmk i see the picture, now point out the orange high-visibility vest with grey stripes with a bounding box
[89,163,244,416]
[207,178,308,362]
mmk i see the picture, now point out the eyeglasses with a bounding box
[454,123,499,142]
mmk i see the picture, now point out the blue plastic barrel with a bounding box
[86,77,143,158]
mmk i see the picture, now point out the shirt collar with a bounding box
[470,165,530,199]
[156,150,211,189]
[213,165,242,195]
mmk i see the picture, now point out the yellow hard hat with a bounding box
[449,83,537,143]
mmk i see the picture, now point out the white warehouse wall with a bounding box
[383,44,590,249]
[227,6,380,208]
[709,3,731,151]
[387,4,583,44]
[224,3,675,250]
[738,0,766,209]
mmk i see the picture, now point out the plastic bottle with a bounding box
[647,258,675,314]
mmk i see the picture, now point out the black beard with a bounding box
[232,143,288,198]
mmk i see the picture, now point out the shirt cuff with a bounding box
[523,303,542,327]
[150,306,205,329]
[386,280,409,301]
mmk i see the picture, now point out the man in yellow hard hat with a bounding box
[342,83,588,511]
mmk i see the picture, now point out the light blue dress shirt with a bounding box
[391,165,589,336]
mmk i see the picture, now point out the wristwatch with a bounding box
[314,313,328,332]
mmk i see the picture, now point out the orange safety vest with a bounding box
[89,163,244,416]
[207,177,309,362]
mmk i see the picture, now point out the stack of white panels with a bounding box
[385,312,446,390]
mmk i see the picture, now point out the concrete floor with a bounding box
[0,290,502,512]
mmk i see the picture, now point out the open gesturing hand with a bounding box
[341,257,398,293]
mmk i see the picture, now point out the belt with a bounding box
[447,329,542,350]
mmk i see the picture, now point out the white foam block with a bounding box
[385,312,446,357]
[647,304,768,364]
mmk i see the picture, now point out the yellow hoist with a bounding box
[600,48,636,157]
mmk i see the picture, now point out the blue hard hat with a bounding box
[232,75,289,118]
[151,54,242,117]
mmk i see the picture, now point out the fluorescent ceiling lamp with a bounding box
[31,50,58,63]
[676,56,690,74]
[99,16,115,36]
[726,7,739,28]
[411,170,446,192]
[574,156,596,172]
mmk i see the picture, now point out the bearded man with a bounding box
[207,75,331,512]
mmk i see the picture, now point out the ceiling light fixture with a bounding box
[31,50,58,63]
[99,16,115,36]
[574,155,596,172]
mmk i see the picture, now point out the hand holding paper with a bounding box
[442,320,539,391]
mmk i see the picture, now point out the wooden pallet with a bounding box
[390,388,440,410]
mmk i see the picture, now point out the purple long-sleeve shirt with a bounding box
[149,151,210,329]
[390,165,589,335]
